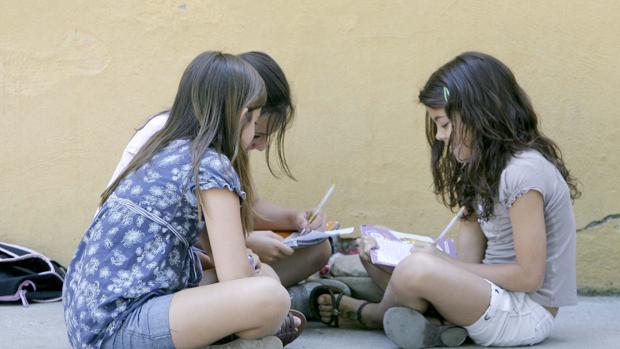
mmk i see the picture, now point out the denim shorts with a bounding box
[100,294,175,349]
[465,280,554,346]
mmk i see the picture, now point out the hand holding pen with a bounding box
[409,206,465,257]
[300,184,335,235]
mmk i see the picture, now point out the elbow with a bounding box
[521,272,545,292]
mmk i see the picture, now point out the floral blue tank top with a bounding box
[63,139,245,348]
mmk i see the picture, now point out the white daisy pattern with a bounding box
[63,140,246,349]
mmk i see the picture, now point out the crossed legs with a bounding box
[318,253,491,329]
[169,276,291,349]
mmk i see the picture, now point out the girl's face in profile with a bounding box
[247,114,269,151]
[426,107,472,163]
[241,108,262,150]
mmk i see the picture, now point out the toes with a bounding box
[317,294,331,305]
[293,316,301,328]
[318,304,332,312]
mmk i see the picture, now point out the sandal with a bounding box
[207,336,282,349]
[276,309,306,346]
[210,310,305,348]
[288,279,351,320]
[383,307,467,348]
[309,285,370,328]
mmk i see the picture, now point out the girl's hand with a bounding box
[246,248,262,274]
[296,210,327,232]
[246,230,294,263]
[357,235,378,263]
[196,250,214,270]
[409,241,451,261]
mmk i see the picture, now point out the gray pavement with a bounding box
[1,296,618,349]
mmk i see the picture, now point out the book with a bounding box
[283,227,355,248]
[360,224,457,267]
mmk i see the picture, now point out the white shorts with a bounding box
[465,280,554,347]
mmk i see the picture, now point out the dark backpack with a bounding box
[0,242,66,306]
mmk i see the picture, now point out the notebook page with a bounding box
[374,235,413,266]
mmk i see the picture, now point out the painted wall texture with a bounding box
[1,1,618,293]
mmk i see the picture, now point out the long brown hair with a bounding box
[133,51,296,179]
[419,52,580,220]
[101,51,266,232]
[239,51,295,179]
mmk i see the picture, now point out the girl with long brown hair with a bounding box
[312,52,579,348]
[105,51,331,290]
[63,51,304,349]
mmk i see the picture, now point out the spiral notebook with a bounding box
[283,227,354,248]
[360,224,457,267]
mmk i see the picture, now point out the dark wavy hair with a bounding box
[419,51,580,220]
[239,51,296,179]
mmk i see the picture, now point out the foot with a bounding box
[207,336,283,349]
[384,307,467,348]
[276,310,305,346]
[288,279,351,320]
[316,294,382,329]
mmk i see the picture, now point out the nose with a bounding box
[435,128,448,142]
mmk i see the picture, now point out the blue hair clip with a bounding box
[443,86,450,103]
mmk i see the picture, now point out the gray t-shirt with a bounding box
[478,150,577,307]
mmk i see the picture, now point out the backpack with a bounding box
[0,242,66,306]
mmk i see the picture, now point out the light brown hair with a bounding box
[101,51,266,232]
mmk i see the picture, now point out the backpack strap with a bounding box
[0,242,66,306]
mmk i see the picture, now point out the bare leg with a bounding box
[169,276,291,349]
[200,264,281,286]
[360,253,393,291]
[269,240,331,287]
[318,253,491,328]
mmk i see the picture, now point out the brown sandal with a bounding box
[309,285,370,328]
[276,309,306,346]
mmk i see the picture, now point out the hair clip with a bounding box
[443,86,450,103]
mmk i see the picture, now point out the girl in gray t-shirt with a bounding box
[312,52,580,348]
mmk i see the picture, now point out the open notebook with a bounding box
[283,227,354,248]
[360,224,457,267]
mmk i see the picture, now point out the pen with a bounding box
[434,207,465,244]
[301,184,335,234]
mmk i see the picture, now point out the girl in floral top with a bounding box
[63,51,301,349]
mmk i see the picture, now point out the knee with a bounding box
[308,240,332,270]
[252,277,291,316]
[254,276,291,314]
[390,253,440,296]
[317,240,333,265]
[239,277,290,338]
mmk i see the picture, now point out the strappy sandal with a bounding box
[276,309,306,346]
[210,310,305,347]
[383,307,467,348]
[288,279,351,320]
[309,285,370,328]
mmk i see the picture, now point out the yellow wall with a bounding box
[1,1,618,291]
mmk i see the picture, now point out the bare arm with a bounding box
[200,188,253,282]
[253,197,326,232]
[253,197,299,231]
[457,213,486,264]
[451,191,547,292]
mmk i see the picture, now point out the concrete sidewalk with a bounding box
[1,296,618,349]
